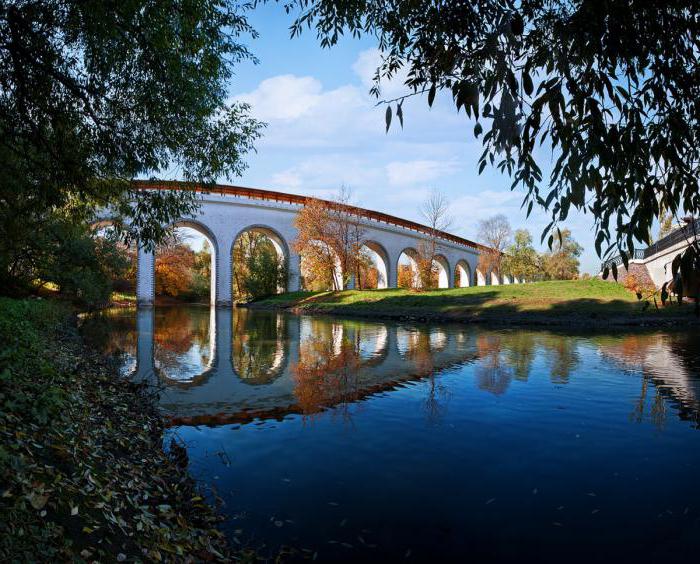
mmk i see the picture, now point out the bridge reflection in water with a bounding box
[85,306,700,430]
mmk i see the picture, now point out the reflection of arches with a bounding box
[476,268,487,286]
[232,224,290,294]
[454,260,472,288]
[232,308,287,385]
[162,219,218,305]
[153,306,215,386]
[359,240,390,289]
[356,324,390,366]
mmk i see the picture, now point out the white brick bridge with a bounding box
[130,181,523,306]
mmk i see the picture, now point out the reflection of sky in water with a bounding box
[357,326,388,361]
[156,342,211,383]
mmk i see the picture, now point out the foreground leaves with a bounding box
[0,299,240,561]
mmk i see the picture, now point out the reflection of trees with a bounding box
[501,332,537,382]
[232,308,287,385]
[475,334,513,395]
[154,307,211,381]
[542,335,580,384]
[80,309,137,358]
[292,334,361,417]
[474,331,579,392]
[154,307,210,355]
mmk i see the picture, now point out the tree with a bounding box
[542,229,583,280]
[293,188,367,291]
[233,232,286,301]
[0,1,263,294]
[502,229,539,282]
[477,214,512,278]
[284,1,700,269]
[415,190,452,289]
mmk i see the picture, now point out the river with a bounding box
[82,305,700,562]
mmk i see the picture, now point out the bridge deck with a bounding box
[135,180,489,252]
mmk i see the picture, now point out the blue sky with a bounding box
[206,4,603,272]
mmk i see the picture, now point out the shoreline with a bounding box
[0,298,239,561]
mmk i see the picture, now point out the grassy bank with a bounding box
[0,298,237,561]
[251,279,698,326]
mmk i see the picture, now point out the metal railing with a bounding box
[600,249,646,271]
[134,180,492,252]
[643,220,699,258]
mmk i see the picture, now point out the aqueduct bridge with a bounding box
[131,181,523,306]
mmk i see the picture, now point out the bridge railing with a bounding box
[134,180,491,252]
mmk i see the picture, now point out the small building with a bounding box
[599,219,699,288]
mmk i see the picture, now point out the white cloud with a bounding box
[386,160,460,186]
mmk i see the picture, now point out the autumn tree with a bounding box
[413,190,452,289]
[502,229,540,282]
[294,188,367,291]
[477,214,512,279]
[542,229,583,280]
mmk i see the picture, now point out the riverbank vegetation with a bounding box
[251,279,698,326]
[0,298,238,561]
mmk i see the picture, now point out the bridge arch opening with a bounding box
[397,249,450,289]
[454,260,472,288]
[489,270,501,286]
[475,268,487,286]
[397,248,420,288]
[434,255,450,289]
[155,221,217,305]
[232,225,289,301]
[357,241,390,289]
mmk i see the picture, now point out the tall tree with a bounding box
[293,188,367,291]
[283,1,700,269]
[477,214,512,277]
[0,0,263,293]
[502,229,539,282]
[542,228,583,280]
[415,189,452,289]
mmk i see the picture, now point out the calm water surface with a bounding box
[83,306,700,562]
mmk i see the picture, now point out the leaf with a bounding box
[397,103,404,128]
[71,505,79,516]
[428,83,436,107]
[523,71,533,96]
[385,105,392,132]
[29,493,49,510]
[474,122,483,137]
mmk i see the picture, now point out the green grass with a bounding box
[253,279,697,323]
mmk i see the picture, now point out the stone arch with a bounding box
[489,269,501,286]
[397,247,421,288]
[475,267,487,286]
[161,218,219,305]
[433,254,450,289]
[454,259,472,288]
[358,240,390,289]
[232,224,291,294]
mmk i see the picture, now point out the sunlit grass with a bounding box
[256,279,696,320]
